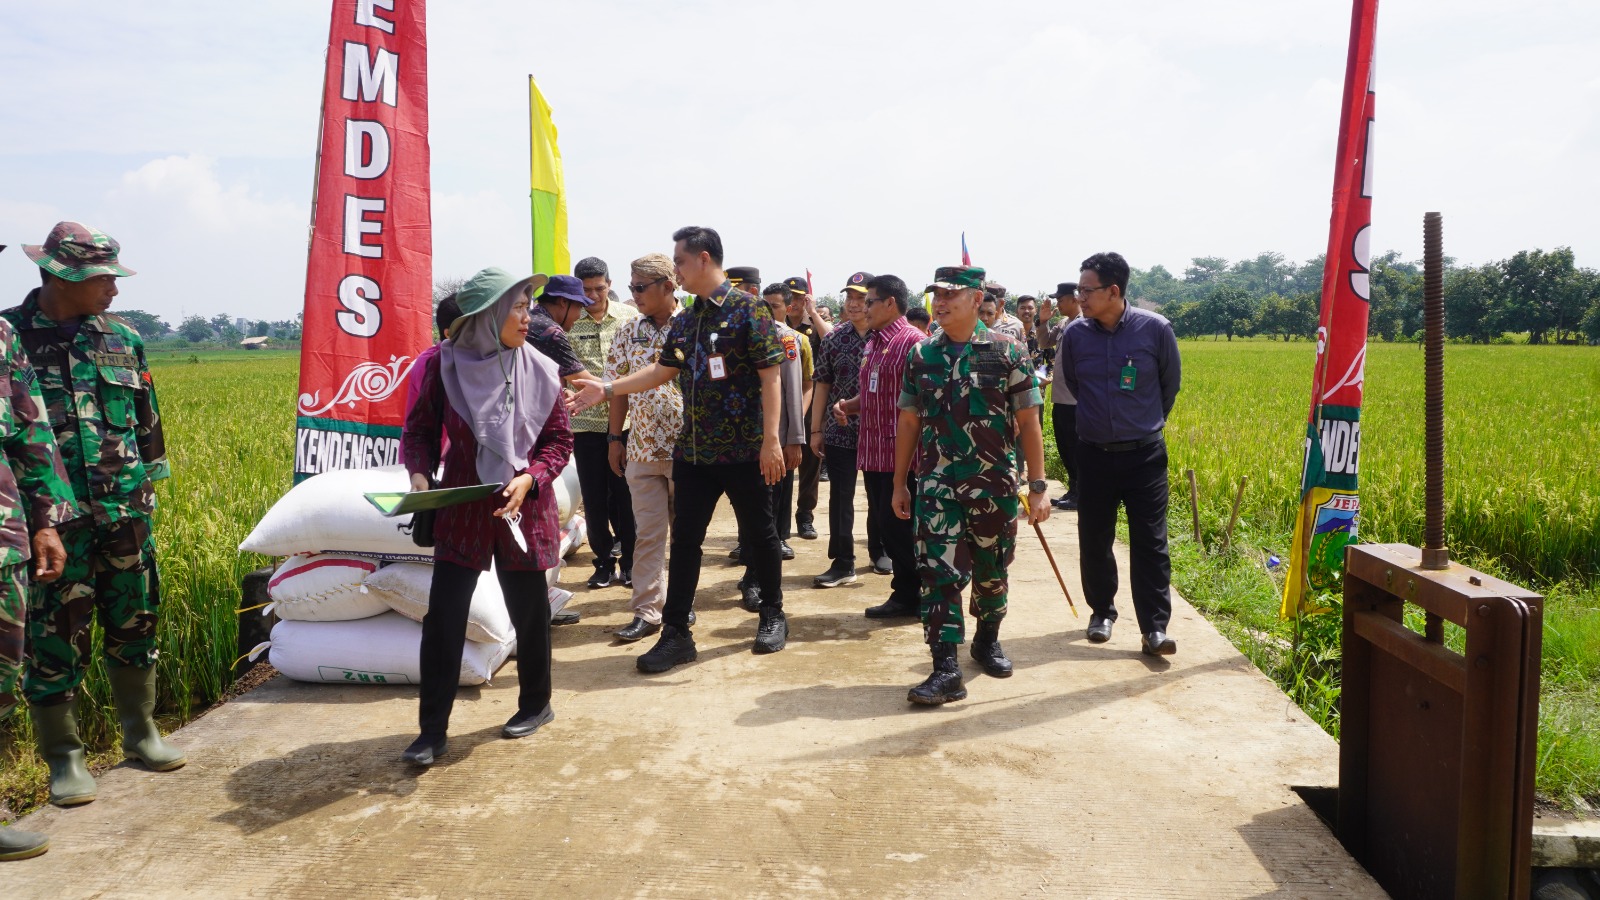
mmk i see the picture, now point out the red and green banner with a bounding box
[295,0,433,481]
[529,76,570,278]
[1282,0,1378,617]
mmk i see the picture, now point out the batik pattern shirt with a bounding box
[4,290,168,528]
[526,304,586,380]
[606,312,683,464]
[0,319,76,566]
[566,301,639,433]
[657,282,784,465]
[898,322,1041,500]
[855,316,923,473]
[812,325,868,449]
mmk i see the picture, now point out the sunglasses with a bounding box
[628,277,667,294]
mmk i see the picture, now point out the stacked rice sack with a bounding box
[240,463,585,686]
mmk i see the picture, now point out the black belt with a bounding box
[1082,433,1163,453]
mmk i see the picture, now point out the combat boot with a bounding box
[30,702,96,806]
[907,642,967,705]
[107,665,187,771]
[0,824,50,861]
[971,620,1014,678]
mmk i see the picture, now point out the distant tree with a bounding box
[1290,255,1326,297]
[1367,251,1423,342]
[209,313,232,334]
[1183,256,1230,287]
[115,309,169,339]
[1128,265,1186,306]
[1166,301,1202,337]
[178,315,214,343]
[434,276,469,305]
[1254,292,1315,341]
[271,319,302,341]
[1582,294,1600,345]
[1193,285,1258,340]
[1443,264,1505,343]
[251,320,271,337]
[1500,247,1582,344]
[1228,252,1294,297]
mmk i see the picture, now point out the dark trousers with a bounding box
[795,442,820,526]
[1076,439,1173,634]
[666,460,782,629]
[823,444,866,566]
[419,560,550,736]
[744,470,794,589]
[862,471,918,605]
[573,431,636,569]
[1053,403,1080,499]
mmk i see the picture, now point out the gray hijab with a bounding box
[438,279,561,485]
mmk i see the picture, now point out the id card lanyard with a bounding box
[1119,355,1137,391]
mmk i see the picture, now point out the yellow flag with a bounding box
[529,76,570,277]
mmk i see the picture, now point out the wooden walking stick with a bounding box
[1032,521,1079,618]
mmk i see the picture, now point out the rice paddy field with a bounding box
[3,342,1596,816]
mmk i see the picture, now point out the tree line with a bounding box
[109,311,304,344]
[1120,248,1600,344]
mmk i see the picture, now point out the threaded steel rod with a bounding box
[1421,212,1449,569]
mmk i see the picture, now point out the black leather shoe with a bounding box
[780,541,796,561]
[1053,495,1079,510]
[797,522,818,540]
[502,704,555,739]
[587,563,615,589]
[740,581,762,612]
[971,621,1014,678]
[872,556,893,575]
[1141,631,1177,656]
[908,643,966,705]
[1087,615,1113,643]
[402,733,447,766]
[637,625,697,673]
[813,562,857,588]
[619,568,633,588]
[754,607,788,654]
[727,545,742,562]
[864,597,920,619]
[615,616,660,643]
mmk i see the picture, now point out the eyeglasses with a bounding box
[628,277,667,294]
[1075,284,1112,298]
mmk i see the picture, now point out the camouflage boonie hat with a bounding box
[926,265,985,292]
[24,221,136,281]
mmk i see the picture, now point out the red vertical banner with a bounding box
[1282,0,1377,616]
[295,0,431,481]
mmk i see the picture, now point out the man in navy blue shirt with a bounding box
[1057,252,1181,656]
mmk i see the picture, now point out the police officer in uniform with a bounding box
[892,265,1051,705]
[4,222,185,808]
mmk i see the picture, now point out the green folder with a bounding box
[364,483,506,517]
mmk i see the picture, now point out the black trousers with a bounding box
[1076,439,1173,634]
[823,444,870,566]
[666,460,781,629]
[419,560,550,736]
[744,469,794,589]
[795,443,820,526]
[573,431,636,569]
[1053,403,1080,499]
[862,471,918,605]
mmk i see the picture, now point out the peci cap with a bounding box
[1050,282,1078,299]
[783,276,809,295]
[725,266,761,289]
[842,271,873,294]
[925,265,986,293]
[539,274,592,306]
[24,221,136,281]
[457,268,547,317]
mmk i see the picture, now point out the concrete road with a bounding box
[8,494,1384,898]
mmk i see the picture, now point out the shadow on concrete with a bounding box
[239,681,463,707]
[1236,801,1371,898]
[213,726,502,835]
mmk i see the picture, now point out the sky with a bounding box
[1,0,1596,324]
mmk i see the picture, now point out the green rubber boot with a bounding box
[30,702,96,806]
[0,823,50,861]
[108,665,187,772]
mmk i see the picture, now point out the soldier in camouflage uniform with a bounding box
[0,246,74,861]
[2,222,185,808]
[892,265,1052,705]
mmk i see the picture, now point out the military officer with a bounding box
[892,265,1050,705]
[3,222,185,808]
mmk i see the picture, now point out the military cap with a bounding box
[25,221,136,281]
[982,280,1007,300]
[842,271,873,294]
[726,266,761,288]
[783,276,809,294]
[926,265,986,292]
[1050,282,1078,299]
[458,269,546,317]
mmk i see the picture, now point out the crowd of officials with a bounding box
[0,221,1181,856]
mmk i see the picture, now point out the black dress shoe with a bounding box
[402,733,447,766]
[728,545,742,562]
[797,522,818,540]
[637,625,697,673]
[587,563,615,589]
[615,616,660,642]
[865,597,920,619]
[780,541,796,561]
[502,704,555,739]
[753,607,788,654]
[872,556,893,575]
[1087,615,1113,643]
[1141,631,1177,656]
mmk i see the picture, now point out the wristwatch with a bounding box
[607,433,626,445]
[602,381,616,401]
[1028,479,1049,495]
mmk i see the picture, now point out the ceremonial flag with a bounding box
[1282,0,1378,617]
[529,76,570,277]
[294,0,433,481]
[961,232,971,266]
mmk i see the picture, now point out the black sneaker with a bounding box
[587,562,615,589]
[872,556,893,575]
[780,541,796,561]
[402,733,447,766]
[865,597,920,619]
[797,522,818,540]
[637,625,697,673]
[754,607,788,654]
[813,562,858,588]
[728,545,742,563]
[740,581,762,612]
[502,704,555,739]
[619,568,633,588]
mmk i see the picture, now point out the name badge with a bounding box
[1120,363,1137,391]
[869,369,880,393]
[708,354,727,380]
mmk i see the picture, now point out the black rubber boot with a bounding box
[971,620,1014,678]
[907,642,967,705]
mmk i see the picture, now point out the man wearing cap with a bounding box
[782,277,829,541]
[4,222,186,807]
[0,243,74,859]
[892,265,1050,705]
[1059,252,1181,656]
[569,226,789,670]
[566,257,639,590]
[529,274,592,384]
[1039,282,1083,510]
[808,273,877,587]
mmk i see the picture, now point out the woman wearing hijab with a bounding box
[400,268,573,766]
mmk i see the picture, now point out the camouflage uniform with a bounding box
[0,319,77,720]
[2,290,169,706]
[898,321,1041,644]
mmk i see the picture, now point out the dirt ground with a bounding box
[7,492,1385,898]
